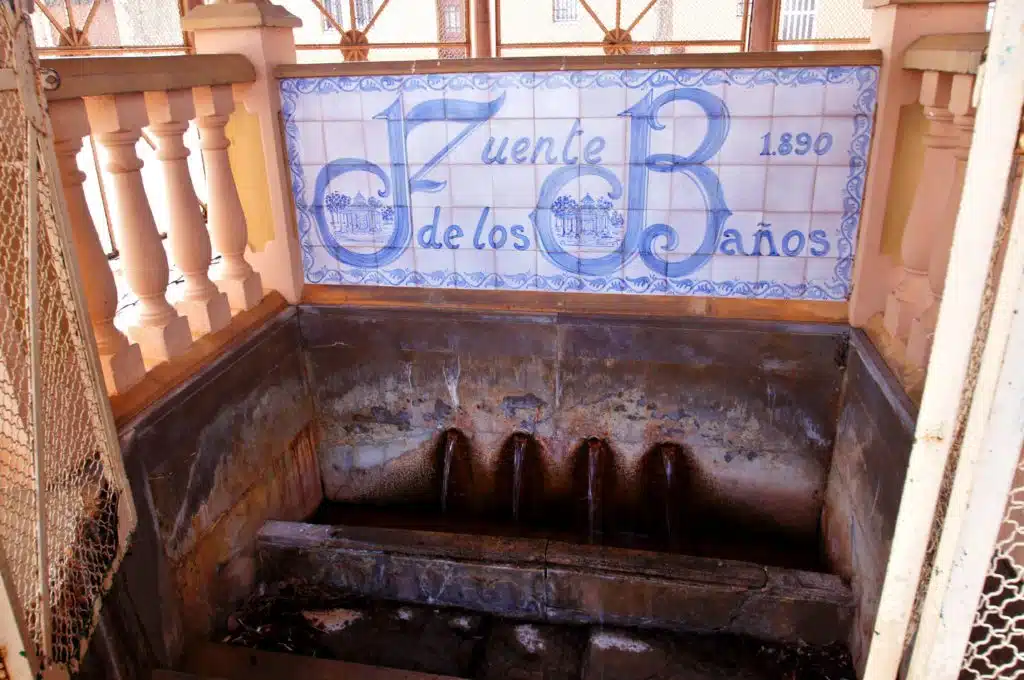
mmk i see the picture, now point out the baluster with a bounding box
[906,74,977,368]
[145,89,231,335]
[883,71,959,343]
[50,99,146,394]
[84,93,192,364]
[193,85,263,312]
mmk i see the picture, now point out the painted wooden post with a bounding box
[747,0,776,51]
[905,114,1024,680]
[49,98,146,394]
[863,1,1024,676]
[472,0,492,58]
[84,93,193,364]
[145,88,232,334]
[194,84,264,312]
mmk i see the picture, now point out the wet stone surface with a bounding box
[479,622,585,680]
[220,587,856,679]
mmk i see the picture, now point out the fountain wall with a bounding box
[302,305,845,540]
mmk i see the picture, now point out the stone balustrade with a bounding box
[867,33,986,399]
[44,54,262,394]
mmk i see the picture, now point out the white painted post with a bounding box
[862,0,1024,677]
[905,125,1024,680]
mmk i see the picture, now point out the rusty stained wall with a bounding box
[301,306,847,539]
[821,330,916,675]
[96,308,320,677]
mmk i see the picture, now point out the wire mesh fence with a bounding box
[30,0,186,56]
[0,7,135,674]
[959,448,1024,679]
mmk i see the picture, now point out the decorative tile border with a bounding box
[280,64,878,300]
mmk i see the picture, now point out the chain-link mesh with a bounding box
[0,7,134,675]
[959,449,1024,679]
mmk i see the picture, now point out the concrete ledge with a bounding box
[257,521,853,646]
[904,33,988,74]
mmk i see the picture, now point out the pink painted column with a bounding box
[848,0,990,327]
[145,89,232,335]
[184,0,305,303]
[905,73,976,368]
[883,71,959,341]
[194,84,264,312]
[84,93,193,364]
[50,98,146,394]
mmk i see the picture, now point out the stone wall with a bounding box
[78,308,321,679]
[821,329,916,674]
[302,305,847,540]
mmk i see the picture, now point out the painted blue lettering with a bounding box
[314,92,506,268]
[624,88,732,278]
[418,207,443,249]
[808,229,831,256]
[489,224,508,249]
[583,137,606,165]
[532,137,558,165]
[781,230,805,256]
[561,119,583,165]
[511,224,530,250]
[482,137,509,165]
[750,223,779,257]
[511,138,531,164]
[718,229,746,256]
[444,224,463,249]
[473,207,490,250]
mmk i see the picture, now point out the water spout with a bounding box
[661,444,677,547]
[587,437,603,544]
[440,429,458,514]
[512,433,528,522]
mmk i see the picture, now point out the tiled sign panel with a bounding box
[281,65,877,299]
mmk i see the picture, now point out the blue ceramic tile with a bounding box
[280,64,878,301]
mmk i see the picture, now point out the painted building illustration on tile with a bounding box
[280,65,878,300]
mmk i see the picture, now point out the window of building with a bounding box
[553,0,579,23]
[354,0,375,29]
[443,4,462,32]
[321,0,342,31]
[321,0,375,31]
[778,0,816,41]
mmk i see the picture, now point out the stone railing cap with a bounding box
[41,54,257,101]
[904,33,988,74]
[182,0,303,31]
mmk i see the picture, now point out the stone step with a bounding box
[180,641,467,680]
[256,520,853,646]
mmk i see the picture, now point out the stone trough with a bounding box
[256,521,852,646]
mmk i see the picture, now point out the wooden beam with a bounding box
[275,48,883,78]
[300,284,849,324]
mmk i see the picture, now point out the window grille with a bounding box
[553,0,579,23]
[778,0,816,41]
